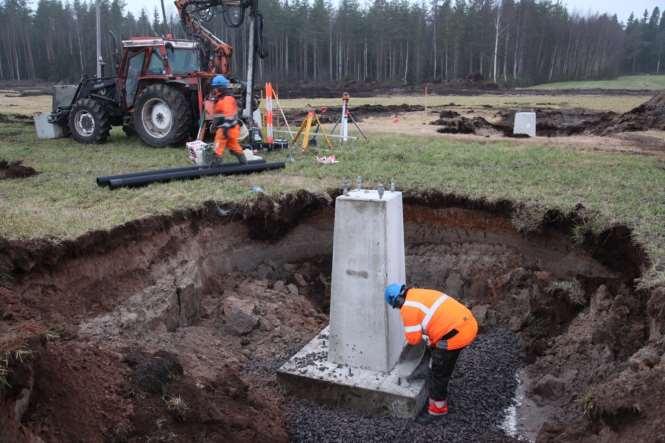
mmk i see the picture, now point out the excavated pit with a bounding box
[1,191,661,442]
[431,93,665,138]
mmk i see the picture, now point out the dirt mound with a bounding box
[433,114,502,135]
[123,347,288,442]
[0,322,47,443]
[0,114,33,125]
[430,107,627,137]
[594,93,665,135]
[283,104,424,125]
[0,160,37,180]
[495,108,617,137]
[430,93,665,138]
[23,340,133,442]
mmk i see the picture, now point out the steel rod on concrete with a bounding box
[107,161,285,190]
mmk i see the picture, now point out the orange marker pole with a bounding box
[266,82,274,145]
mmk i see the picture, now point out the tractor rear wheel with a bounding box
[133,84,193,148]
[68,98,111,144]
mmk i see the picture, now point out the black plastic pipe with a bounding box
[97,159,266,187]
[107,161,285,190]
[97,165,203,186]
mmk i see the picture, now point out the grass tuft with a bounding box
[164,395,189,421]
[528,74,665,91]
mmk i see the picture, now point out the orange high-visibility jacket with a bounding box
[400,288,477,350]
[213,95,238,119]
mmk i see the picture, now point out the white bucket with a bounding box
[186,140,212,166]
[238,121,250,142]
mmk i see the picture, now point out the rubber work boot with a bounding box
[210,155,224,167]
[415,399,448,425]
[231,151,247,165]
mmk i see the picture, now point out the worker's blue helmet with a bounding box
[385,283,406,308]
[211,75,230,88]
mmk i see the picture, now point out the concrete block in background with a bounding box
[33,112,65,139]
[514,112,536,137]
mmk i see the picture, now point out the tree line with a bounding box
[1,0,664,86]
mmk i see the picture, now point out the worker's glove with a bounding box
[422,334,431,347]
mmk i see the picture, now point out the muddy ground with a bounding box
[248,80,653,99]
[1,191,664,442]
[282,104,425,126]
[431,93,665,138]
[0,160,37,180]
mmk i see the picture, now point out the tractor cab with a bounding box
[118,38,204,110]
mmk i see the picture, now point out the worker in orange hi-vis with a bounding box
[385,283,478,424]
[210,75,246,164]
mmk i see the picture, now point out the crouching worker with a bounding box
[385,283,478,424]
[210,75,246,164]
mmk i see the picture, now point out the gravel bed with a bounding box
[286,328,523,442]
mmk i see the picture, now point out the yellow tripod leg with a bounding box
[293,118,308,146]
[315,113,333,150]
[302,114,313,151]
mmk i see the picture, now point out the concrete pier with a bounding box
[328,189,406,372]
[279,189,427,418]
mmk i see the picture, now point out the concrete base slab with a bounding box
[278,326,428,418]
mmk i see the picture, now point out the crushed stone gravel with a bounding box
[285,328,523,442]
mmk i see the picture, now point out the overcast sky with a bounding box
[121,0,662,23]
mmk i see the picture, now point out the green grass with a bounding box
[1,121,665,287]
[529,75,665,91]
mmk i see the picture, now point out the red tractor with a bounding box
[49,0,263,148]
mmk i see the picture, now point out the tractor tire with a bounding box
[133,84,193,148]
[68,98,111,144]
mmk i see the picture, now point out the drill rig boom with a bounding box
[175,0,261,119]
[175,0,236,74]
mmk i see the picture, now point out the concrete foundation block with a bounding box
[279,189,424,417]
[328,190,405,373]
[278,326,427,418]
[33,112,65,139]
[514,112,536,137]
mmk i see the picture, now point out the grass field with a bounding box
[0,90,651,117]
[529,75,665,91]
[277,94,650,113]
[1,120,665,287]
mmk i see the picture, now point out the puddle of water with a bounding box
[500,369,555,442]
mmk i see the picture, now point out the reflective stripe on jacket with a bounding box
[400,288,476,348]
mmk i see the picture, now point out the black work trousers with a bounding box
[428,341,462,401]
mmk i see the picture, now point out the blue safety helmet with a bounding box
[211,75,230,89]
[385,283,407,308]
